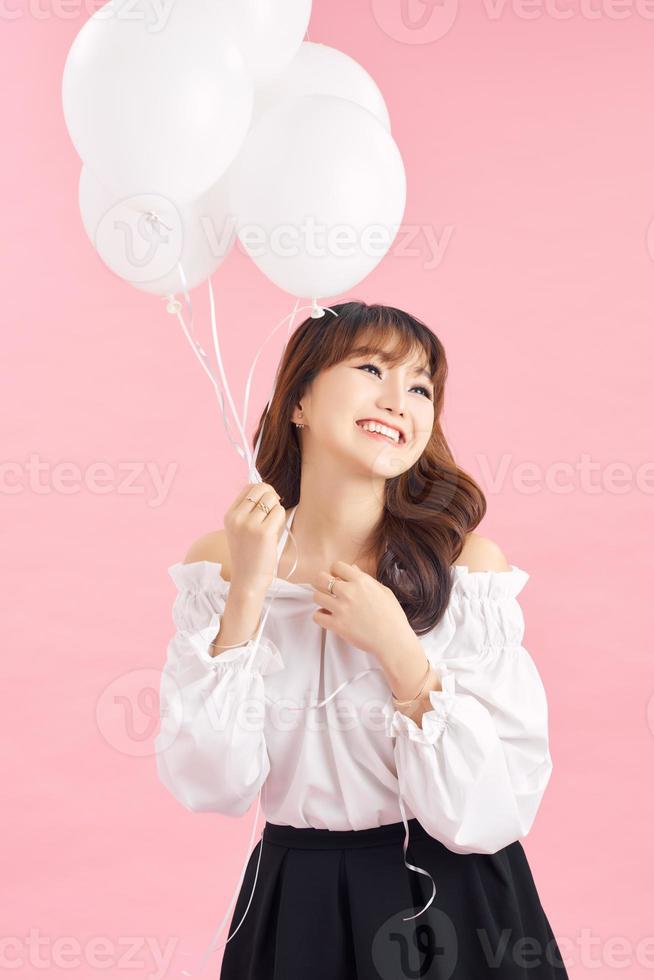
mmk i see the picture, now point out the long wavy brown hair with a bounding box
[252,301,487,635]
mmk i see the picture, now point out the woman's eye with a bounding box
[358,363,382,378]
[357,364,433,400]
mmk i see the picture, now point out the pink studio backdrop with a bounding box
[2,2,652,979]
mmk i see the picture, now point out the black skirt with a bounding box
[218,817,569,980]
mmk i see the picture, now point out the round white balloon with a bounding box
[218,0,312,85]
[227,94,406,298]
[62,0,253,204]
[254,42,390,131]
[79,166,236,295]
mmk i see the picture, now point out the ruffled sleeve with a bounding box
[383,565,553,855]
[154,561,284,816]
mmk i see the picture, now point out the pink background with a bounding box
[2,1,653,978]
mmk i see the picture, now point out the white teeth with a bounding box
[357,420,401,443]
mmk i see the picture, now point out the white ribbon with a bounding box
[154,241,437,975]
[397,790,437,922]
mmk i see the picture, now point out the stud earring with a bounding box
[294,410,305,429]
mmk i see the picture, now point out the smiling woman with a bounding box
[155,301,567,980]
[245,301,487,635]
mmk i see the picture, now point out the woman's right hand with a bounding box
[224,482,288,594]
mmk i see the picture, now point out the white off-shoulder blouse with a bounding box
[155,503,553,931]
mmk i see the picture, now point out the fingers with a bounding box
[232,481,277,508]
[313,569,347,601]
[312,587,337,612]
[234,482,283,525]
[326,560,360,582]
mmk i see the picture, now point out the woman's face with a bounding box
[296,334,436,479]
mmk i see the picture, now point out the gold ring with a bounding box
[327,576,336,595]
[258,500,271,515]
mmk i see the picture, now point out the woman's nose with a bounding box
[377,382,407,414]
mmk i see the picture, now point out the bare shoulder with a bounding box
[183,528,232,578]
[455,532,510,572]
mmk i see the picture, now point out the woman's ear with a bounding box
[291,403,306,427]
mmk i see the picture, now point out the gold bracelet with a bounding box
[391,658,431,706]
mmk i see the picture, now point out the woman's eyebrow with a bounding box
[350,346,432,380]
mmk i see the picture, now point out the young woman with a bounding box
[156,302,568,979]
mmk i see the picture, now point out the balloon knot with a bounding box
[166,295,182,315]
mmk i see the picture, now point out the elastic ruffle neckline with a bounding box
[168,559,530,600]
[450,563,530,599]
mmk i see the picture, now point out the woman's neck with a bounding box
[278,498,384,583]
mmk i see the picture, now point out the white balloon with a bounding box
[254,42,390,131]
[218,0,311,84]
[78,166,236,295]
[62,0,253,204]
[227,94,406,298]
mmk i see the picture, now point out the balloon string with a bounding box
[158,255,341,976]
[164,262,249,464]
[204,280,340,671]
[161,257,436,972]
[397,791,437,922]
[286,666,386,710]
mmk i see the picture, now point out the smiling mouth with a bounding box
[355,421,405,445]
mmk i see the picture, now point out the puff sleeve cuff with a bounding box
[383,565,553,855]
[155,561,284,816]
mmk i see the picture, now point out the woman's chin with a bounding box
[354,443,408,479]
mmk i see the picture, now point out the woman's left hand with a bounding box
[311,560,415,663]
